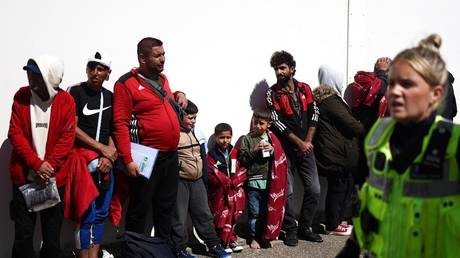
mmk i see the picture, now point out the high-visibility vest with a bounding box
[353,116,460,258]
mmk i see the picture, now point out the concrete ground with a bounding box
[62,233,347,258]
[190,235,347,258]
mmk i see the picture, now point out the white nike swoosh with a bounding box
[138,85,145,90]
[82,104,111,116]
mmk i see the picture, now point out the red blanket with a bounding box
[262,130,288,240]
[207,147,246,245]
[61,148,99,223]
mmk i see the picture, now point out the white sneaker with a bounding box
[101,249,115,258]
[229,242,243,252]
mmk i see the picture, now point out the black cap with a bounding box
[23,59,41,75]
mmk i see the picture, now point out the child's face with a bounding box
[182,113,197,131]
[215,130,232,151]
[252,117,271,136]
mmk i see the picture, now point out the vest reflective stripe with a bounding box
[355,116,460,258]
[368,172,393,201]
[367,118,393,148]
[403,181,460,198]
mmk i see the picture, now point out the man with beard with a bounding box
[265,51,322,246]
[113,37,187,245]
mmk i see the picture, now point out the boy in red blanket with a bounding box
[207,123,245,253]
[238,108,288,249]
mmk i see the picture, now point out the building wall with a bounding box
[0,0,458,256]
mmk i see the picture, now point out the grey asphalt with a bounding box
[192,235,347,258]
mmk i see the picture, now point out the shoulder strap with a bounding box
[140,75,184,121]
[95,92,104,142]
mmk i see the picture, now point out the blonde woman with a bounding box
[337,34,460,258]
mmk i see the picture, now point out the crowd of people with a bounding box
[7,33,459,258]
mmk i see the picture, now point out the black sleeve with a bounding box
[374,70,388,97]
[266,88,293,138]
[306,100,319,128]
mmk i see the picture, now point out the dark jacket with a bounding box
[313,85,364,175]
[266,79,319,157]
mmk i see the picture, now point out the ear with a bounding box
[267,121,272,128]
[138,53,146,65]
[105,70,112,81]
[431,85,444,104]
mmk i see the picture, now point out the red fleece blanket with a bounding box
[207,147,246,245]
[262,130,288,240]
[61,148,99,223]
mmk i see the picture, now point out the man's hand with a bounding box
[35,175,49,187]
[38,161,54,179]
[98,144,118,163]
[374,57,392,72]
[125,162,141,177]
[98,157,113,174]
[175,92,188,109]
[297,141,314,156]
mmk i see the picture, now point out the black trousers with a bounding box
[324,170,354,230]
[125,151,179,240]
[10,185,64,258]
[170,178,220,251]
[283,153,321,232]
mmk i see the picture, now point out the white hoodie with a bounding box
[29,55,64,175]
[318,65,344,96]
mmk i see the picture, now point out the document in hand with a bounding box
[130,143,159,179]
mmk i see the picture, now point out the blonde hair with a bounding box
[391,34,448,87]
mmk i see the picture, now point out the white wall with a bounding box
[348,0,460,120]
[0,0,459,256]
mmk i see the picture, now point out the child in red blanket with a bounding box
[207,123,246,253]
[238,108,288,249]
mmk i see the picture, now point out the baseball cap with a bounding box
[87,51,111,69]
[23,59,41,75]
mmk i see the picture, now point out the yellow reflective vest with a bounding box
[353,116,460,258]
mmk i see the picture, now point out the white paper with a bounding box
[130,142,159,179]
[116,143,159,179]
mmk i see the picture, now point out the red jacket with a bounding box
[113,69,180,165]
[8,86,76,187]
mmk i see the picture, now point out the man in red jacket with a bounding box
[8,56,76,258]
[113,37,187,243]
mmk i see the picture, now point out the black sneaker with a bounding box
[208,244,231,258]
[298,228,323,242]
[283,230,298,246]
[177,249,197,258]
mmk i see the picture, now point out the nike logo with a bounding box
[82,104,111,116]
[138,85,145,90]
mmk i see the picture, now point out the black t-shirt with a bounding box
[69,82,113,145]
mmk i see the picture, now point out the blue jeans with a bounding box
[247,187,268,239]
[76,159,114,249]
